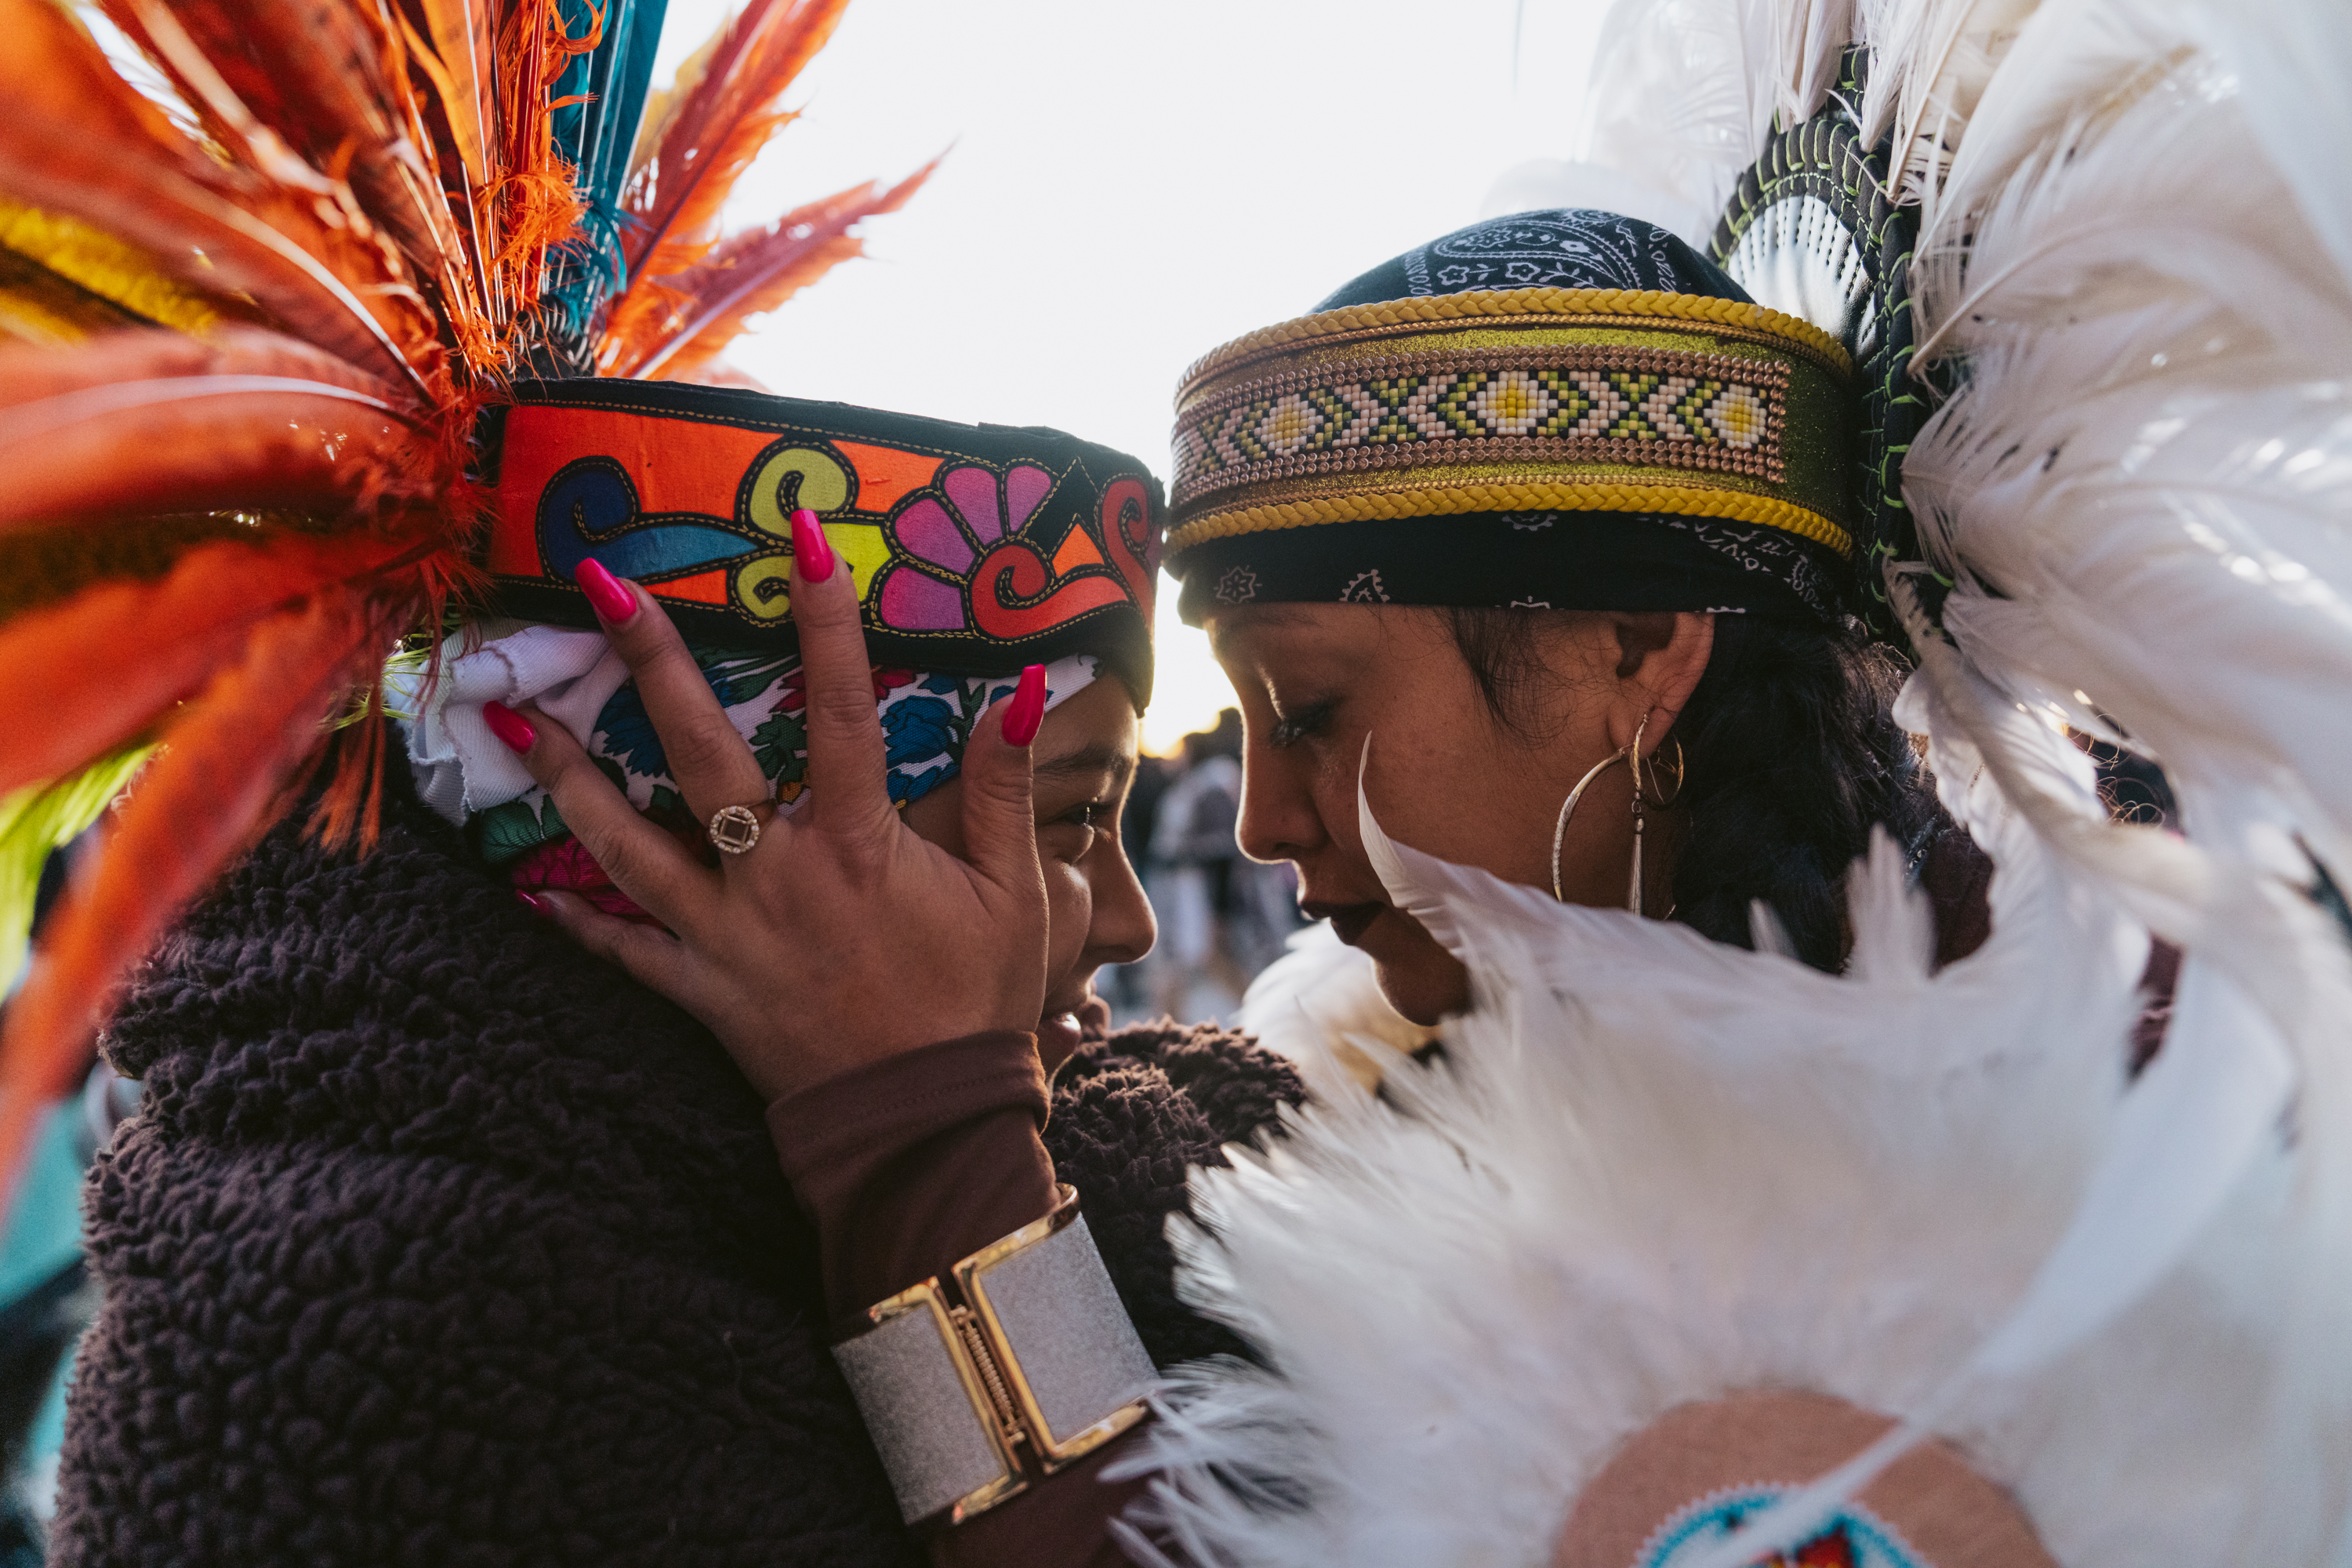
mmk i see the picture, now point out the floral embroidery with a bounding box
[872,462,1149,643]
[484,652,1098,868]
[878,463,1056,632]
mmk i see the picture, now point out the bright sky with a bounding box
[657,0,1606,751]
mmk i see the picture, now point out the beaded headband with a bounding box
[1167,287,1859,565]
[481,379,1164,704]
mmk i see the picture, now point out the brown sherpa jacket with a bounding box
[50,766,1301,1568]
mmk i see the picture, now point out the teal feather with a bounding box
[543,0,672,364]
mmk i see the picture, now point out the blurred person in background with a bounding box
[1149,713,1249,1017]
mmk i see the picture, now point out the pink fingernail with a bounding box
[575,557,638,623]
[1003,663,1047,747]
[792,508,836,583]
[483,700,534,753]
[516,890,550,916]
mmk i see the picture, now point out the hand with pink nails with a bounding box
[488,510,1058,1104]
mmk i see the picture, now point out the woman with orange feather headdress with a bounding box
[0,0,925,1214]
[0,5,1314,1561]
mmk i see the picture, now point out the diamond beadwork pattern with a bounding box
[1173,343,1788,509]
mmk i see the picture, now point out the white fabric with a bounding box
[391,627,630,824]
[392,626,1100,828]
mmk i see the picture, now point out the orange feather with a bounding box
[0,586,390,1219]
[412,0,502,192]
[0,0,445,397]
[619,0,850,283]
[488,0,598,323]
[0,529,432,798]
[619,162,933,379]
[123,0,468,295]
[0,325,399,412]
[0,384,429,535]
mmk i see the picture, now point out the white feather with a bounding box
[1575,0,1857,237]
[1114,8,2352,1563]
[1236,920,1439,1099]
[1856,0,2042,225]
[2179,0,2352,290]
[1883,11,2352,1554]
[1115,768,2343,1566]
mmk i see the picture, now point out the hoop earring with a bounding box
[1624,720,1686,917]
[1551,722,1687,911]
[1551,745,1631,902]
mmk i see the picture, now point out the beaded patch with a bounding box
[1166,289,1857,562]
[1173,344,1788,510]
[1635,1487,1932,1568]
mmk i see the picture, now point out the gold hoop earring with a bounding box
[1636,735,1686,810]
[1624,724,1686,916]
[1551,744,1632,902]
[1552,721,1687,911]
[1627,715,1653,916]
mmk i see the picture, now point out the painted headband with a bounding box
[481,379,1164,704]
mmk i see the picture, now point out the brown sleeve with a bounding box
[766,1032,1145,1563]
[930,1432,1149,1568]
[767,1030,1062,1323]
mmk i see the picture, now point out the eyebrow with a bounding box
[1035,742,1134,789]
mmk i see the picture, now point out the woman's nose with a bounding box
[1236,746,1324,866]
[1087,840,1157,967]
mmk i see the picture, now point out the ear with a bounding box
[1602,611,1715,755]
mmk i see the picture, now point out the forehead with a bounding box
[1204,603,1436,665]
[1033,674,1139,777]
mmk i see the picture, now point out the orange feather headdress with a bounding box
[0,0,931,1214]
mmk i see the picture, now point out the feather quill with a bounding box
[613,162,933,379]
[0,325,400,412]
[132,0,473,292]
[0,383,422,534]
[415,0,502,192]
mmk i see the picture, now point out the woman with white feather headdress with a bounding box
[1090,0,2352,1562]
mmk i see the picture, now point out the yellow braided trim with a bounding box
[1179,289,1850,394]
[1169,481,1855,558]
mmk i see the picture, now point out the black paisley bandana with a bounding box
[1174,510,1841,625]
[1316,210,1748,308]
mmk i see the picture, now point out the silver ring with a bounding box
[707,803,764,856]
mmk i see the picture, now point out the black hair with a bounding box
[1444,609,1940,971]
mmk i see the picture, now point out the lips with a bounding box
[1036,985,1103,1066]
[1305,900,1388,947]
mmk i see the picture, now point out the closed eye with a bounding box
[1267,699,1336,750]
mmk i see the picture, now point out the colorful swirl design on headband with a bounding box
[484,383,1164,692]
